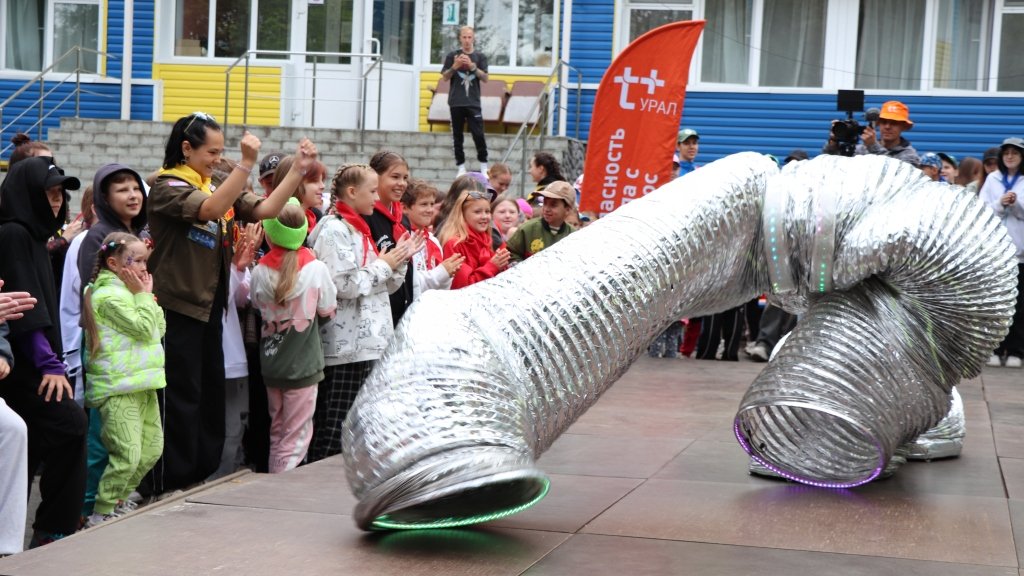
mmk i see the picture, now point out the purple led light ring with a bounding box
[734,401,885,489]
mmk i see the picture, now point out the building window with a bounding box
[855,0,925,90]
[933,0,985,90]
[998,0,1024,91]
[429,0,556,67]
[3,0,100,72]
[516,0,553,66]
[256,0,289,59]
[373,0,414,64]
[306,0,353,64]
[173,0,249,58]
[701,0,751,84]
[759,0,826,87]
[625,3,694,44]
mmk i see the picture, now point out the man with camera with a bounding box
[441,26,490,177]
[823,100,920,166]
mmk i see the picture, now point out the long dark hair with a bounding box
[162,112,222,169]
[531,152,565,183]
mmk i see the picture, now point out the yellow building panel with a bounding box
[418,72,550,133]
[153,63,282,126]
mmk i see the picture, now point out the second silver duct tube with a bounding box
[343,153,1017,529]
[735,155,1016,487]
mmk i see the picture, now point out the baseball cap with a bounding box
[44,163,81,191]
[1000,137,1024,153]
[878,101,913,127]
[983,147,1001,162]
[936,152,958,168]
[918,152,942,170]
[538,181,575,207]
[677,128,699,143]
[258,152,285,180]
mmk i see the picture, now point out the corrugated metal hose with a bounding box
[342,153,1017,529]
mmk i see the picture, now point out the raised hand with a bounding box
[239,131,262,165]
[291,138,319,176]
[118,268,146,295]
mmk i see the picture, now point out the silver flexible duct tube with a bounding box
[344,153,1015,530]
[735,156,1016,487]
[343,153,776,530]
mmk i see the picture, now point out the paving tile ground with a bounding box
[3,356,1021,575]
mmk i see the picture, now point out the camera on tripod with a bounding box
[831,90,880,157]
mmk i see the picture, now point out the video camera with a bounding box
[831,90,880,157]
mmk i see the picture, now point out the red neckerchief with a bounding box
[465,227,496,264]
[259,246,316,270]
[374,200,407,242]
[412,226,442,269]
[304,208,318,232]
[336,201,378,265]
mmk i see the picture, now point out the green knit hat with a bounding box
[262,197,307,250]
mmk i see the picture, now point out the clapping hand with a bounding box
[440,253,466,277]
[490,247,510,269]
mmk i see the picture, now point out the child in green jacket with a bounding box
[81,232,166,527]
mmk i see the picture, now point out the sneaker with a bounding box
[126,491,144,504]
[1007,356,1023,368]
[480,161,489,174]
[749,342,770,362]
[456,164,467,177]
[987,354,1003,367]
[114,499,139,515]
[744,342,757,356]
[84,513,117,528]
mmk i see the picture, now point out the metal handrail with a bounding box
[223,45,383,139]
[499,60,583,198]
[0,46,120,159]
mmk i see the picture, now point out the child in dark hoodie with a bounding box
[0,155,88,547]
[75,163,148,518]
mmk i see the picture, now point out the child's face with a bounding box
[406,195,436,230]
[463,197,492,233]
[542,198,570,228]
[107,176,143,225]
[45,185,65,218]
[490,172,511,193]
[109,242,149,275]
[300,178,325,210]
[492,200,519,231]
[349,171,379,216]
[183,129,225,180]
[377,163,409,205]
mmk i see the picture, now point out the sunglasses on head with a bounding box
[183,111,216,135]
[467,189,497,202]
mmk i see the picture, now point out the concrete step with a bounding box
[41,119,582,203]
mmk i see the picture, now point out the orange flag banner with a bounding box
[579,20,705,216]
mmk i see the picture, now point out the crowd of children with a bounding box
[0,117,586,553]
